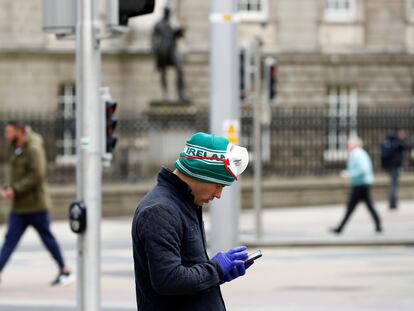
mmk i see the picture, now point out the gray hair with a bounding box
[348,136,363,147]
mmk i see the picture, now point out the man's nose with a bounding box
[214,187,223,199]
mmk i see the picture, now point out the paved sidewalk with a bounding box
[236,200,414,247]
[0,200,413,310]
[2,200,412,251]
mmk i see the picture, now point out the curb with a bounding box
[241,239,414,248]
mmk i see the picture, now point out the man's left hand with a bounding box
[223,260,254,282]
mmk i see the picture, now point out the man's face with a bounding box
[4,125,19,145]
[191,181,224,206]
[347,141,357,152]
[398,130,406,140]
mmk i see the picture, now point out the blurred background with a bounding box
[0,0,413,310]
[1,0,414,218]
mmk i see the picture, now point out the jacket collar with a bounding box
[157,168,197,207]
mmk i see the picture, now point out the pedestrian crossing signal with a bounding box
[105,101,118,153]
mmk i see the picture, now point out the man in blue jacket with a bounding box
[132,132,252,311]
[331,137,382,234]
[381,129,412,210]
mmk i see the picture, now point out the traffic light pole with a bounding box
[209,0,240,253]
[76,0,102,310]
[251,40,263,240]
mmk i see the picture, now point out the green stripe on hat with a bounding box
[174,132,235,185]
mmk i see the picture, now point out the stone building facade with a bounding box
[2,0,413,111]
[0,0,413,178]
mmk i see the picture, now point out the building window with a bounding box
[324,0,356,22]
[237,0,268,22]
[56,83,76,164]
[324,86,358,161]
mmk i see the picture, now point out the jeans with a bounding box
[388,167,400,209]
[0,211,65,272]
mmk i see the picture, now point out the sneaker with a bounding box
[51,272,75,287]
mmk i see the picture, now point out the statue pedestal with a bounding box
[146,99,195,119]
[149,99,192,108]
[144,99,197,169]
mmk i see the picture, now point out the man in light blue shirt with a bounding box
[331,137,382,234]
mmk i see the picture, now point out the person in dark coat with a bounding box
[381,129,412,210]
[132,132,252,311]
[151,7,188,101]
[0,121,73,286]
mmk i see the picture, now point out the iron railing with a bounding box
[0,105,413,184]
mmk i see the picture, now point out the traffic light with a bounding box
[269,63,277,100]
[239,48,247,101]
[105,100,118,154]
[107,0,155,28]
[263,57,277,101]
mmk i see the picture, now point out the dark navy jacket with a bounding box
[132,168,226,311]
[384,134,411,169]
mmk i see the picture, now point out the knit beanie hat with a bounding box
[174,132,249,186]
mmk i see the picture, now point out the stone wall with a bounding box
[0,52,207,116]
[0,53,73,114]
[1,50,413,117]
[0,0,44,47]
[1,0,414,115]
[1,0,414,53]
[275,53,414,106]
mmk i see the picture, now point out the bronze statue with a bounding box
[151,7,189,102]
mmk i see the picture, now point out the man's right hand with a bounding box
[340,170,348,179]
[212,246,248,282]
[1,187,14,200]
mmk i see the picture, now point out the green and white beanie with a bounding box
[174,132,249,186]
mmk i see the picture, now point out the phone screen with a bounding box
[244,250,262,264]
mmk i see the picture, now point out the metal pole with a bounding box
[209,0,240,253]
[76,0,102,310]
[261,57,275,165]
[252,40,263,240]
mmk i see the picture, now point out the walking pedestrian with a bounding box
[380,129,412,210]
[331,137,382,234]
[132,132,253,311]
[0,121,73,286]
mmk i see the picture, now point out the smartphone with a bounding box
[244,250,262,265]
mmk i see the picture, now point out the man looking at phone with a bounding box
[132,132,252,311]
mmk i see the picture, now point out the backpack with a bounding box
[380,138,395,169]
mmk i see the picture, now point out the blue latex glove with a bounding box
[212,246,248,282]
[223,261,246,282]
[223,255,255,282]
